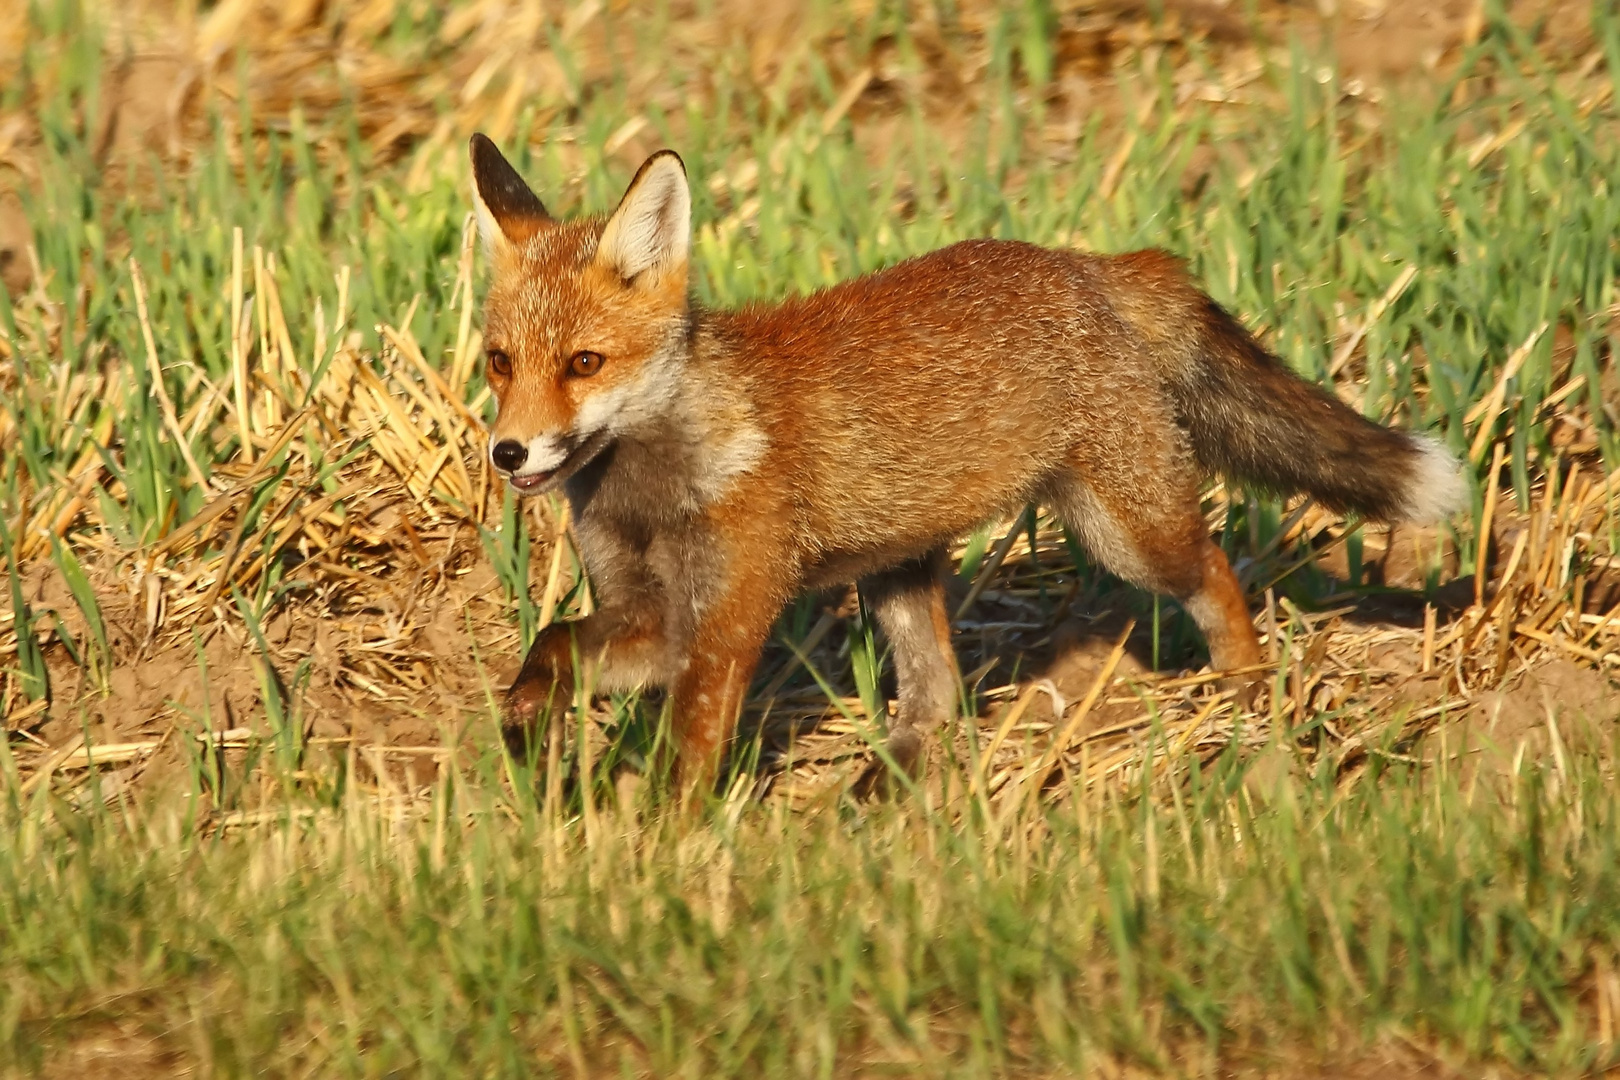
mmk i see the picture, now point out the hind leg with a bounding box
[1181,541,1264,676]
[859,548,960,778]
[1044,470,1262,685]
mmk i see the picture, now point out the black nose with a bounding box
[491,440,527,473]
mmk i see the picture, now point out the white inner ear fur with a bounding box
[597,157,690,283]
[471,186,502,260]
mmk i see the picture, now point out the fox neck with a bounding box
[563,309,764,522]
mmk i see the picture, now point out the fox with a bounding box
[468,133,1468,797]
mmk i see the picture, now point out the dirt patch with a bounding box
[1034,614,1155,729]
[1457,659,1620,765]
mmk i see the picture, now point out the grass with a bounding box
[5,736,1620,1075]
[2,0,1620,1074]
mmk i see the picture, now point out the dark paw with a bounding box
[500,720,543,764]
[504,674,561,727]
[501,676,565,763]
[1220,674,1262,712]
[851,727,926,800]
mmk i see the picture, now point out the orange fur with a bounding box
[468,137,1463,798]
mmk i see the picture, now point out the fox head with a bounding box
[470,134,691,495]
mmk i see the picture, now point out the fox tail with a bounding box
[1100,250,1468,524]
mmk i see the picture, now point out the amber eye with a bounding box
[486,350,513,379]
[569,351,604,377]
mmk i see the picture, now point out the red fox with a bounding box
[469,134,1467,795]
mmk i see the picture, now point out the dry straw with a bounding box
[0,0,1616,817]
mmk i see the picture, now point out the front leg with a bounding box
[504,606,668,730]
[667,564,786,800]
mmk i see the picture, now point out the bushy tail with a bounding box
[1097,250,1468,524]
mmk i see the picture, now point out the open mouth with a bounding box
[501,432,609,495]
[507,469,555,493]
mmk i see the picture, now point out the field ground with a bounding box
[2,0,1620,1075]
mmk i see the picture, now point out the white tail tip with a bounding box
[1398,434,1469,524]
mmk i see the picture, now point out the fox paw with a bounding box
[504,673,564,724]
[500,676,563,761]
[851,727,926,800]
[1220,673,1262,712]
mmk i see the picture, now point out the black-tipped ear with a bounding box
[469,133,551,249]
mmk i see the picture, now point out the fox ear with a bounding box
[469,133,551,253]
[595,151,689,285]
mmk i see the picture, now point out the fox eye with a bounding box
[486,350,513,379]
[569,351,604,377]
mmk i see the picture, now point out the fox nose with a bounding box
[491,439,527,473]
